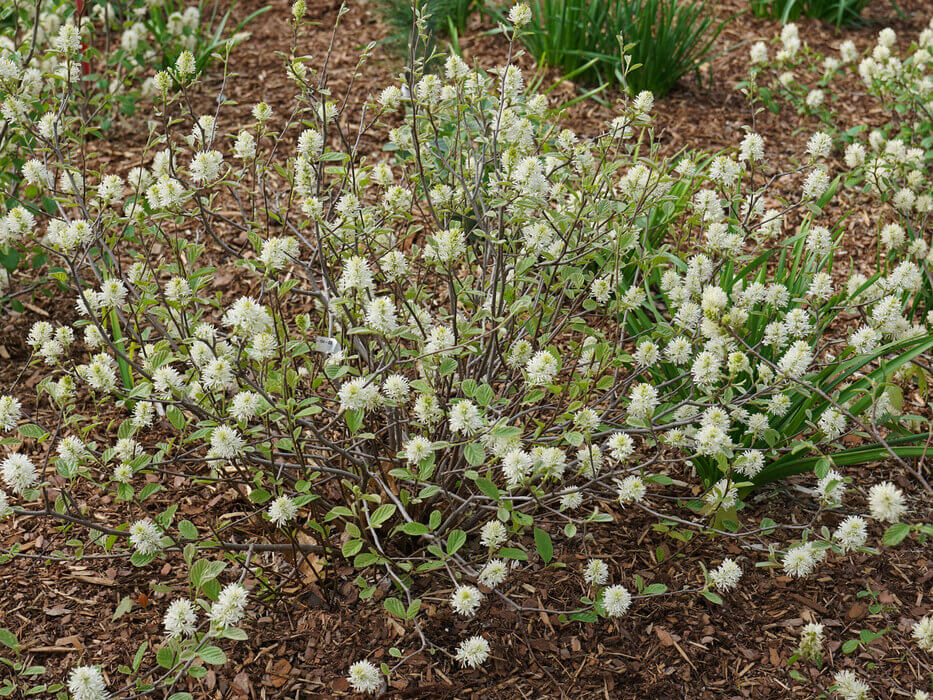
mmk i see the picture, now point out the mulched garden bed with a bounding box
[2,0,933,697]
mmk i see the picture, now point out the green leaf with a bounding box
[499,546,528,561]
[113,595,133,621]
[248,488,271,504]
[132,642,147,671]
[474,477,499,500]
[446,529,467,556]
[0,629,18,651]
[178,520,197,540]
[533,527,553,564]
[345,408,363,434]
[475,384,494,406]
[17,424,48,440]
[383,597,405,619]
[702,590,723,605]
[369,504,396,528]
[156,644,176,669]
[198,645,227,665]
[342,539,363,557]
[463,442,485,466]
[882,523,910,547]
[398,521,429,536]
[841,638,859,654]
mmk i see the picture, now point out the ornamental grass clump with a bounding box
[492,0,728,96]
[0,1,930,694]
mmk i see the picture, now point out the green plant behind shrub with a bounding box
[373,0,476,59]
[750,0,874,26]
[495,0,727,97]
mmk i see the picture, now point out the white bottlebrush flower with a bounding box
[68,666,109,700]
[844,142,866,168]
[805,89,824,109]
[627,383,659,420]
[230,391,262,422]
[807,132,833,159]
[834,515,868,553]
[455,635,491,668]
[478,559,508,588]
[750,41,768,64]
[602,585,632,617]
[0,396,22,431]
[252,102,273,122]
[777,340,813,379]
[210,425,245,459]
[449,401,484,435]
[839,39,858,63]
[802,168,830,200]
[583,559,609,586]
[209,583,248,628]
[480,519,508,548]
[364,297,398,334]
[525,350,558,385]
[573,408,600,433]
[912,616,933,652]
[559,491,583,510]
[739,132,764,162]
[338,378,380,413]
[222,297,273,337]
[818,408,847,441]
[734,450,764,478]
[424,228,466,263]
[665,337,691,365]
[403,436,433,465]
[615,475,646,504]
[867,481,907,522]
[817,470,847,507]
[606,433,634,462]
[259,236,298,270]
[710,558,742,591]
[1,453,37,494]
[129,519,162,556]
[849,326,879,354]
[450,585,484,617]
[833,669,871,699]
[268,495,298,526]
[234,130,256,160]
[634,340,659,367]
[382,374,410,403]
[175,50,196,77]
[798,622,824,660]
[508,2,532,26]
[879,222,905,250]
[347,660,382,694]
[782,542,824,578]
[163,599,197,638]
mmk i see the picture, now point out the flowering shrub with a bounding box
[0,2,931,696]
[0,0,252,310]
[753,23,933,327]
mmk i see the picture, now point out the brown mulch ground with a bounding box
[2,0,933,698]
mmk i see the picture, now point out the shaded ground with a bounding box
[1,0,932,697]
